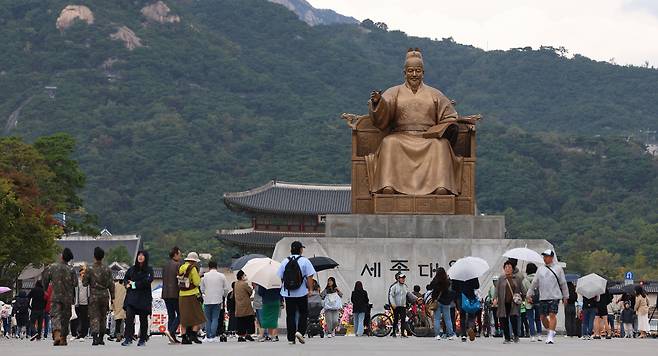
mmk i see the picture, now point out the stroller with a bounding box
[307,293,324,338]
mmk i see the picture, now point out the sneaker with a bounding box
[272,336,279,342]
[121,339,132,346]
[137,339,146,346]
[245,335,255,342]
[448,336,455,340]
[238,337,246,342]
[503,340,512,344]
[435,335,442,340]
[531,336,536,342]
[202,337,213,343]
[327,333,333,338]
[461,336,467,342]
[288,341,296,345]
[546,337,554,344]
[391,334,397,338]
[258,336,267,342]
[513,336,519,343]
[295,332,305,344]
[537,336,542,341]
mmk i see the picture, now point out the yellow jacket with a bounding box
[178,262,201,297]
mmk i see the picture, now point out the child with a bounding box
[621,302,634,338]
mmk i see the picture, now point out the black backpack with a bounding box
[283,256,304,294]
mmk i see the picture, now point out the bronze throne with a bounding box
[342,111,480,215]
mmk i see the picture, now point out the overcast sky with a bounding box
[307,0,658,67]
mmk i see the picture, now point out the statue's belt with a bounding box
[393,125,432,132]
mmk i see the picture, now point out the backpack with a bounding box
[177,264,196,291]
[283,256,304,294]
[461,293,481,314]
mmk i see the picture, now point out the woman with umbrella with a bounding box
[448,257,489,343]
[257,284,282,342]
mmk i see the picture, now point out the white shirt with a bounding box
[527,262,569,301]
[200,269,230,305]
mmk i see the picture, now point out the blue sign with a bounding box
[625,271,634,280]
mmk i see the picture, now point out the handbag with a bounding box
[427,290,442,311]
[323,292,343,311]
[461,293,481,314]
[506,279,522,305]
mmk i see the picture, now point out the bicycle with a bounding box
[369,303,426,337]
[369,305,394,337]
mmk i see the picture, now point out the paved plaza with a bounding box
[2,335,656,356]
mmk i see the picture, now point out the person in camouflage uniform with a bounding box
[41,247,77,346]
[83,247,115,346]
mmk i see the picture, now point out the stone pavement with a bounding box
[1,335,656,356]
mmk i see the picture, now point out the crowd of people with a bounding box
[0,244,654,347]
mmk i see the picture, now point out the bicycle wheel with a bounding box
[370,313,393,337]
[406,313,419,336]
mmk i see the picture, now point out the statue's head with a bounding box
[404,48,424,89]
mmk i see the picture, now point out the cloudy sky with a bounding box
[307,0,658,67]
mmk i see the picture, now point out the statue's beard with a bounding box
[406,77,422,92]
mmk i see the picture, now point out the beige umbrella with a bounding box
[242,258,282,289]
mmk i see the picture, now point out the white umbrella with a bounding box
[576,273,608,299]
[242,258,282,289]
[503,247,544,265]
[448,257,490,281]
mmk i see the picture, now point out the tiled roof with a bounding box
[56,235,141,264]
[223,180,351,215]
[608,281,658,294]
[216,228,324,248]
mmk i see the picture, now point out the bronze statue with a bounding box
[365,48,463,196]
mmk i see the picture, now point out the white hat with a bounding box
[184,252,201,262]
[541,249,555,257]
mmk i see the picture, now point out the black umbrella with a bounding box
[231,254,267,271]
[309,256,339,272]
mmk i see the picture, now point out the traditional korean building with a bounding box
[216,180,351,254]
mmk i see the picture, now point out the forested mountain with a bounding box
[1,0,656,276]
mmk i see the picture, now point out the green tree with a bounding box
[0,135,90,287]
[105,246,132,265]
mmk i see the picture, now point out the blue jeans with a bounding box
[164,298,180,335]
[582,308,596,336]
[527,306,542,336]
[434,304,454,337]
[354,312,365,336]
[204,304,220,339]
[43,313,50,336]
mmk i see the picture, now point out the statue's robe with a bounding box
[366,82,463,195]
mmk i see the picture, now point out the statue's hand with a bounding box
[370,90,382,105]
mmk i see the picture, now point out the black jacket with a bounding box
[583,296,597,309]
[28,286,46,311]
[123,251,154,315]
[351,290,370,313]
[621,308,635,323]
[452,278,479,300]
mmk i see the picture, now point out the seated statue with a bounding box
[366,48,463,196]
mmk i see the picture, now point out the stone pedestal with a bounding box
[325,214,506,239]
[273,214,553,314]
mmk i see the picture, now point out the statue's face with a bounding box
[404,66,424,87]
